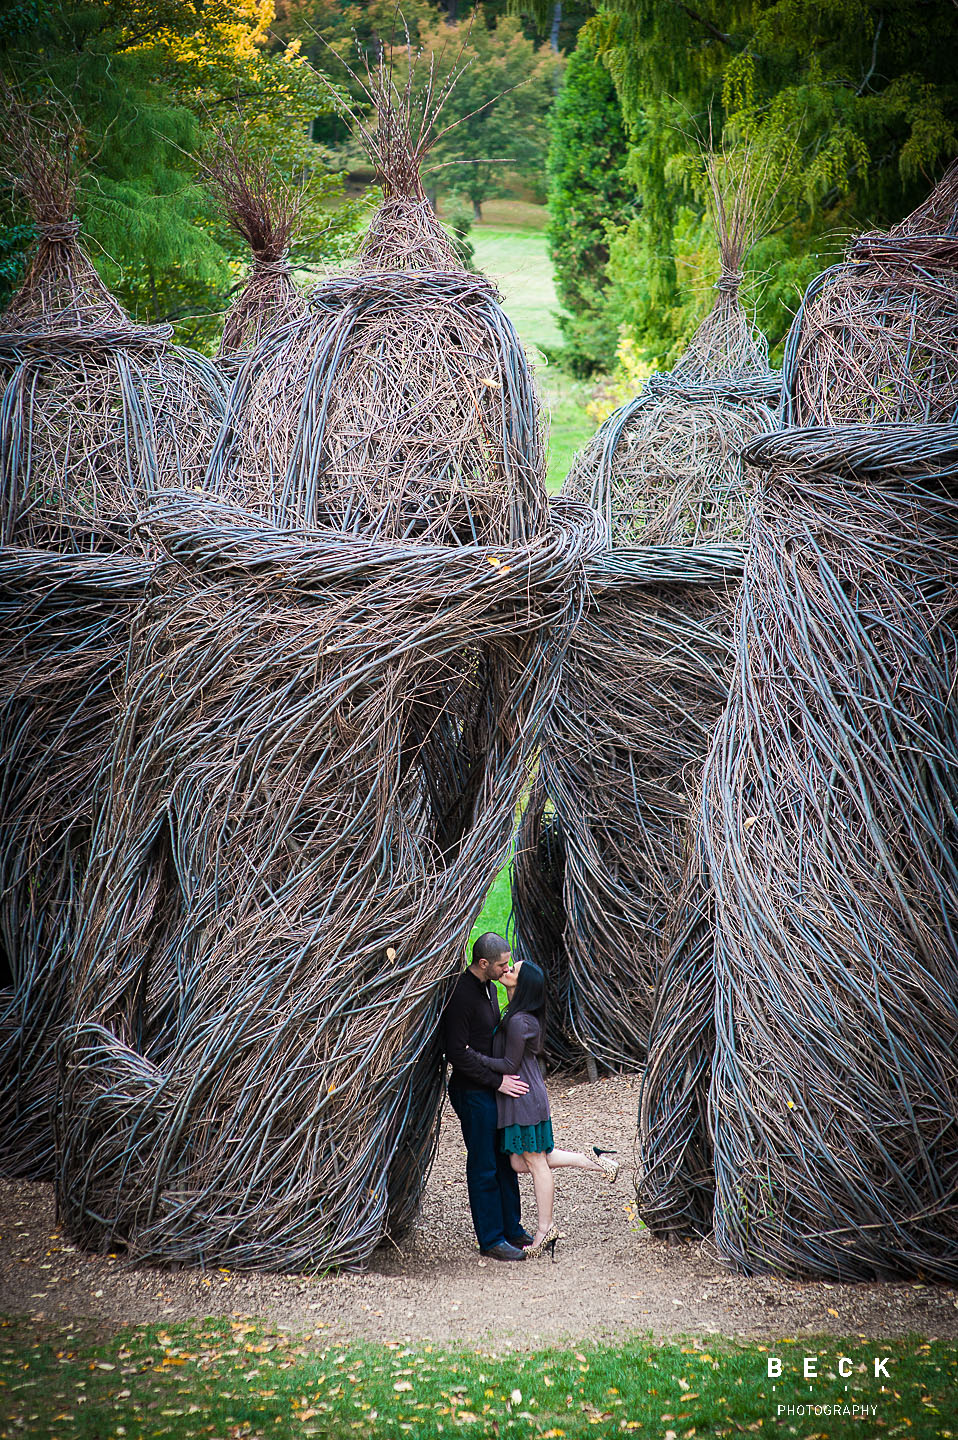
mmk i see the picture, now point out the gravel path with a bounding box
[2,1075,956,1347]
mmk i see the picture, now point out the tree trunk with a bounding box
[550,1,562,52]
[472,197,482,222]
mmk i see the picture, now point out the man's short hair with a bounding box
[472,931,510,966]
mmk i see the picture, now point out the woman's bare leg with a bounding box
[546,1147,604,1171]
[511,1148,603,1174]
[522,1150,555,1240]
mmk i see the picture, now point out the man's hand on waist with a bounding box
[498,1074,529,1097]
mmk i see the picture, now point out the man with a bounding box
[442,932,532,1261]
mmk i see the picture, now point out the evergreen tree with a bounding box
[596,0,958,366]
[547,23,633,375]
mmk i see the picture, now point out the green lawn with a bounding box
[470,227,566,354]
[3,1317,955,1439]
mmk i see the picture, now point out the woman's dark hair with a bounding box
[503,961,547,1050]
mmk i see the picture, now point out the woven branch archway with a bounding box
[515,153,780,1076]
[54,60,603,1267]
[56,496,601,1266]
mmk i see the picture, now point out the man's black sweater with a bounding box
[442,968,503,1089]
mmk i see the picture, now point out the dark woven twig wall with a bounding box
[516,155,779,1076]
[0,548,156,1178]
[57,496,600,1267]
[630,154,956,1249]
[201,130,308,365]
[54,60,602,1268]
[0,95,225,1181]
[701,423,958,1280]
[509,784,582,1070]
[634,828,718,1237]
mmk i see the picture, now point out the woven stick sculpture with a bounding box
[56,59,602,1268]
[204,50,537,536]
[696,159,958,1279]
[0,92,225,551]
[0,95,223,1180]
[513,153,779,1084]
[702,424,958,1280]
[201,130,308,366]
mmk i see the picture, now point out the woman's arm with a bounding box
[468,1044,512,1074]
[475,1015,533,1074]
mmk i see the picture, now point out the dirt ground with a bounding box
[2,1074,957,1348]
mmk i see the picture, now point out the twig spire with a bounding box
[200,129,307,358]
[670,145,774,384]
[0,84,135,336]
[328,37,466,273]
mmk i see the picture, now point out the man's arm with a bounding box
[470,1054,529,1097]
[460,1042,530,1097]
[443,990,506,1089]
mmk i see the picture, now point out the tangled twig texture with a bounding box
[635,161,958,1280]
[48,55,604,1269]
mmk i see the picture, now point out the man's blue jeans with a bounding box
[448,1082,523,1251]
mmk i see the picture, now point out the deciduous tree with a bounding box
[1,0,355,346]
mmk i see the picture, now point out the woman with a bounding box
[475,959,618,1259]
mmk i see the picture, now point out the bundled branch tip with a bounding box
[199,127,308,362]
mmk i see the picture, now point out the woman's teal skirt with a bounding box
[500,1119,554,1155]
